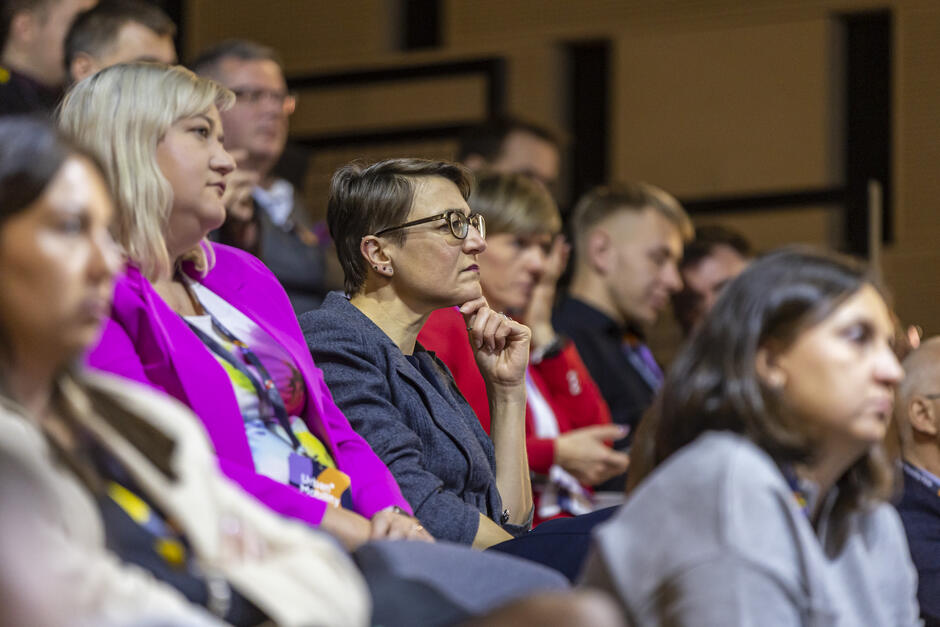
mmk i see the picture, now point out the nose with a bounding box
[662,260,683,293]
[876,343,904,386]
[89,226,122,283]
[211,144,236,177]
[463,224,486,255]
[525,245,547,276]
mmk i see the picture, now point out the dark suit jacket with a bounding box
[300,292,525,544]
[896,465,940,626]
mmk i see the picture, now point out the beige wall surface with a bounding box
[186,0,940,341]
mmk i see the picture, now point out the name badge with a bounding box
[288,452,352,509]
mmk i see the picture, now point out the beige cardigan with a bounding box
[0,370,370,627]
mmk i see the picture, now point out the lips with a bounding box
[868,397,894,416]
[209,182,227,197]
[462,264,479,273]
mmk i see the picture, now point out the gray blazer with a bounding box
[300,292,523,544]
[581,431,921,626]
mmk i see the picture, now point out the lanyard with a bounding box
[622,338,663,391]
[903,462,940,497]
[781,465,812,519]
[182,286,302,452]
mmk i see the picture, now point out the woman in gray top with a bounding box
[582,247,921,625]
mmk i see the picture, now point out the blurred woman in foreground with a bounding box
[0,117,368,626]
[582,248,920,625]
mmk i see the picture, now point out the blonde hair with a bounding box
[469,171,560,236]
[57,62,234,281]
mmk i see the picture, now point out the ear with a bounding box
[908,397,940,437]
[69,53,99,84]
[9,11,36,45]
[585,227,613,274]
[359,235,394,278]
[755,345,788,389]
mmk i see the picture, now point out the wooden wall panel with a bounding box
[612,19,838,198]
[694,205,844,252]
[185,0,392,70]
[291,75,487,137]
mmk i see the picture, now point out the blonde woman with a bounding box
[58,63,426,549]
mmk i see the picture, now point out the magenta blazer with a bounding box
[86,243,411,527]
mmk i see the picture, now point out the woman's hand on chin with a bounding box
[460,296,531,388]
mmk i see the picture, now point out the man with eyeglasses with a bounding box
[193,39,340,314]
[892,336,940,626]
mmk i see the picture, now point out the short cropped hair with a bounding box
[469,170,560,237]
[456,116,563,163]
[64,0,175,71]
[190,38,282,78]
[328,158,473,296]
[57,63,234,281]
[570,182,694,250]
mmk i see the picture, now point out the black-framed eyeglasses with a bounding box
[374,210,486,240]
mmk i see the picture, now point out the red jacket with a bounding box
[418,308,614,476]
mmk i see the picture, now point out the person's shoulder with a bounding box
[592,432,809,599]
[77,369,209,446]
[601,431,797,553]
[208,242,273,280]
[299,291,379,354]
[855,500,912,551]
[299,291,352,328]
[641,430,782,490]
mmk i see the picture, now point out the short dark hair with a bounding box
[679,224,752,272]
[64,0,175,71]
[190,39,282,78]
[328,158,473,295]
[456,116,563,163]
[631,247,895,540]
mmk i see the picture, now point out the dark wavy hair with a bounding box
[630,247,896,531]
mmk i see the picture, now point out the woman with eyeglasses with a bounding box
[59,63,429,551]
[301,159,616,580]
[418,171,629,526]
